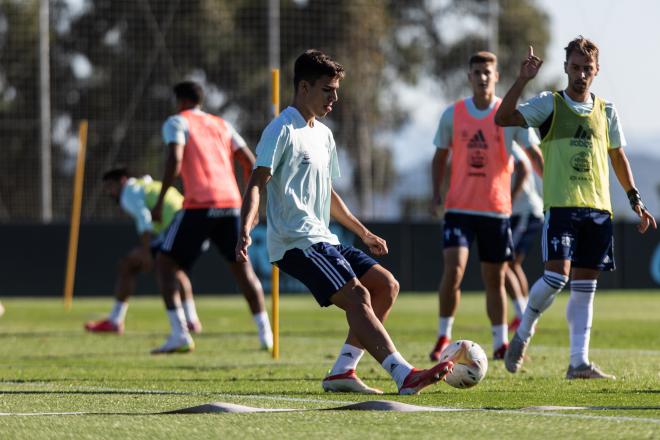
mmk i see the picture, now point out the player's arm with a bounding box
[511,159,529,201]
[430,148,449,217]
[495,46,543,127]
[234,147,256,187]
[330,189,388,256]
[608,147,657,233]
[236,166,271,262]
[526,144,544,175]
[152,142,183,222]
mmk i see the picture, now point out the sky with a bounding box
[392,0,660,170]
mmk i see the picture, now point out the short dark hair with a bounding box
[293,49,345,91]
[565,36,599,63]
[173,81,204,105]
[469,51,497,68]
[102,166,129,182]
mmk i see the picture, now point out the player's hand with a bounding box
[634,205,657,233]
[235,232,252,262]
[429,195,443,218]
[362,232,388,256]
[151,201,163,223]
[519,46,543,80]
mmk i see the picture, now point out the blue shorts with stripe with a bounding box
[542,207,614,271]
[276,242,378,307]
[159,208,239,270]
[510,213,544,257]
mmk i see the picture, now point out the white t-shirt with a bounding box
[255,106,340,262]
[120,175,154,234]
[511,144,544,217]
[517,90,626,148]
[162,108,247,150]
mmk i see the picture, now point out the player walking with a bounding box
[429,51,536,361]
[237,49,453,395]
[151,81,273,354]
[85,168,202,334]
[495,38,656,378]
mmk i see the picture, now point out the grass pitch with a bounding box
[0,291,658,439]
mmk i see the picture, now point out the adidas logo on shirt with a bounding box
[570,125,592,148]
[467,130,488,149]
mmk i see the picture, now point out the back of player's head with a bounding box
[293,49,345,91]
[102,166,129,182]
[469,51,497,69]
[565,36,599,63]
[173,81,204,105]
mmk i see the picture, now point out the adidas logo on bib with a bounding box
[570,125,592,148]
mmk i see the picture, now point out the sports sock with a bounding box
[182,298,200,324]
[329,343,365,375]
[253,311,273,347]
[108,300,128,325]
[166,307,188,338]
[491,324,508,351]
[513,296,528,319]
[566,279,596,367]
[517,271,568,341]
[381,352,413,389]
[438,316,454,339]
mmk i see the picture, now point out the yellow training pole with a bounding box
[63,120,88,310]
[271,68,280,359]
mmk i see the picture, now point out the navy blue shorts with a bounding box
[542,207,614,271]
[159,208,240,270]
[276,242,378,307]
[510,214,544,257]
[443,212,514,263]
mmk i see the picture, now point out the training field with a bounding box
[0,292,658,439]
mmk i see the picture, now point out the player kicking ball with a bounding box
[85,168,202,334]
[496,38,656,379]
[237,49,453,395]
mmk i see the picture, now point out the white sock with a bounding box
[329,344,365,375]
[438,316,454,339]
[517,271,568,341]
[253,311,273,347]
[381,351,413,389]
[108,300,128,325]
[513,297,528,319]
[567,279,596,367]
[182,299,199,324]
[492,324,508,351]
[167,307,188,338]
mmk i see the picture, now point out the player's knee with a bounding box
[346,284,373,312]
[383,275,400,305]
[443,264,465,285]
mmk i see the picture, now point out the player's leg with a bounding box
[506,209,573,373]
[152,210,207,354]
[505,260,526,329]
[325,245,398,392]
[278,243,452,395]
[85,246,147,334]
[176,269,202,334]
[565,210,615,379]
[481,261,508,358]
[212,215,272,350]
[430,213,472,361]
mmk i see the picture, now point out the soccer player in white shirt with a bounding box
[237,49,453,395]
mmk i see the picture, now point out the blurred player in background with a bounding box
[237,49,452,395]
[150,81,272,354]
[84,168,202,334]
[496,38,656,379]
[429,51,535,361]
[506,143,544,332]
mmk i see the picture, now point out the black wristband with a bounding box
[627,188,646,212]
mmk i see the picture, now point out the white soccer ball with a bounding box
[439,340,488,389]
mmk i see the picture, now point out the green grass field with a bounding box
[0,291,658,439]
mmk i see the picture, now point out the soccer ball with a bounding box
[439,340,488,389]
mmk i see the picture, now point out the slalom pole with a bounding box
[64,120,88,310]
[271,68,280,359]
